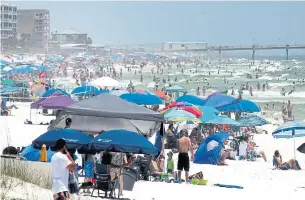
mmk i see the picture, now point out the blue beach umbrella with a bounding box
[194,132,231,165]
[32,129,92,150]
[42,88,70,97]
[218,100,260,113]
[198,106,219,122]
[71,86,99,96]
[272,120,305,159]
[236,115,268,127]
[20,145,55,162]
[88,129,157,155]
[272,120,305,139]
[120,93,162,105]
[205,115,240,125]
[204,93,238,109]
[176,95,206,105]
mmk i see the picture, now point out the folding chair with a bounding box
[91,163,118,198]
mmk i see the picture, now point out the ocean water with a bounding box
[122,58,305,121]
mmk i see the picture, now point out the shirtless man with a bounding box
[164,92,171,106]
[177,131,194,183]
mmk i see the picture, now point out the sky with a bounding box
[9,1,305,45]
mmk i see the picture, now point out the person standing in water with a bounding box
[287,100,293,120]
[177,131,194,183]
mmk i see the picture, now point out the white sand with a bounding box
[1,103,305,199]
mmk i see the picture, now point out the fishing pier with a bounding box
[162,42,305,60]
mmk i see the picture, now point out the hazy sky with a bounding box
[11,1,305,45]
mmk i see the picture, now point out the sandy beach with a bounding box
[1,103,305,199]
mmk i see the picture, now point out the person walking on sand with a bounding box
[177,131,194,183]
[51,139,76,200]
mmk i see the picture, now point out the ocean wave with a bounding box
[258,75,273,80]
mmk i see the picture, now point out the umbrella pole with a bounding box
[293,138,296,160]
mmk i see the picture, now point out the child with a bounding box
[167,151,174,174]
[157,155,165,172]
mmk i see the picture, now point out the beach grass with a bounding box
[0,157,52,199]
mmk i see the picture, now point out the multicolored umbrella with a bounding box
[161,102,194,112]
[164,109,201,123]
[162,106,202,118]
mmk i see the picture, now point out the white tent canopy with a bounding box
[89,76,121,88]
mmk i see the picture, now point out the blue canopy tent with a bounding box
[176,95,206,105]
[235,115,268,127]
[194,132,231,165]
[120,93,162,105]
[32,129,92,151]
[20,145,55,162]
[42,88,70,97]
[204,94,238,109]
[71,86,100,96]
[88,129,158,155]
[218,100,260,113]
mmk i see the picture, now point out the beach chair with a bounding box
[91,163,118,198]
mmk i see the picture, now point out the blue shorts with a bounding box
[84,161,94,178]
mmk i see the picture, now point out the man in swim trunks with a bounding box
[177,131,193,183]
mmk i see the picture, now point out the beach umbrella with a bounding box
[164,109,201,123]
[205,115,240,125]
[32,129,92,150]
[90,76,121,88]
[31,83,46,96]
[198,106,219,122]
[176,95,206,105]
[71,86,99,96]
[272,120,305,139]
[235,115,268,127]
[88,129,158,155]
[42,88,70,97]
[161,102,193,112]
[154,90,165,99]
[177,120,199,131]
[20,145,55,162]
[272,120,305,159]
[120,93,162,105]
[162,106,202,118]
[297,143,305,154]
[194,132,231,165]
[165,85,186,93]
[110,89,129,96]
[218,100,260,113]
[3,66,12,71]
[204,93,238,109]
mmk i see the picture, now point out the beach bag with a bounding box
[68,173,79,194]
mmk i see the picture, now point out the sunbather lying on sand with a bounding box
[273,150,301,170]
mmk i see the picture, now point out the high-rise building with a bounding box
[17,9,50,48]
[0,3,18,46]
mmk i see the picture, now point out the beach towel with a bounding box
[214,183,243,189]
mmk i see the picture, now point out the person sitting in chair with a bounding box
[273,150,301,170]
